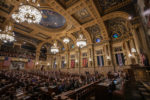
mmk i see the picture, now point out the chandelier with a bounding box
[76,34,87,48]
[11,0,42,24]
[63,37,70,44]
[0,22,15,43]
[51,41,59,54]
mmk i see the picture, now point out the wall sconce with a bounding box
[36,62,39,65]
[89,58,92,61]
[64,61,67,64]
[47,63,50,66]
[75,59,78,63]
[131,48,136,53]
[106,56,111,60]
[128,16,132,20]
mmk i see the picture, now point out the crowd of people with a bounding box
[0,45,36,59]
[0,70,103,100]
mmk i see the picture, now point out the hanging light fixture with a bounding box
[63,33,70,44]
[63,37,70,44]
[0,21,15,43]
[51,41,59,54]
[76,34,87,48]
[11,0,42,24]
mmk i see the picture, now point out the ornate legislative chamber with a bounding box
[0,0,150,75]
[0,0,150,100]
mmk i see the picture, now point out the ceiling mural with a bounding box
[72,8,93,24]
[0,1,14,14]
[104,17,130,40]
[85,24,103,43]
[40,9,66,29]
[56,0,79,9]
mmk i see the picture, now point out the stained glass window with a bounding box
[62,47,65,50]
[96,38,101,43]
[112,33,119,38]
[71,45,74,48]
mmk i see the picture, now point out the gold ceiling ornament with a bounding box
[0,20,15,43]
[51,40,59,54]
[11,0,42,24]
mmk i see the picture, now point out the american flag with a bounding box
[27,59,34,67]
[3,57,11,66]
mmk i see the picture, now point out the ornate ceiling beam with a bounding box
[82,19,97,28]
[2,1,20,24]
[84,0,109,40]
[14,29,45,41]
[66,1,84,15]
[102,11,130,21]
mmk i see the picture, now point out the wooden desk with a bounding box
[142,82,150,91]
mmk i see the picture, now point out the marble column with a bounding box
[75,49,79,68]
[91,44,96,72]
[88,45,92,68]
[131,28,141,55]
[46,53,51,70]
[125,41,132,65]
[107,42,115,71]
[35,50,40,69]
[130,39,138,64]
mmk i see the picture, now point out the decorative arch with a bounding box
[102,11,130,21]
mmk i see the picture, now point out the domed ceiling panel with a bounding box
[40,9,66,29]
[72,8,93,25]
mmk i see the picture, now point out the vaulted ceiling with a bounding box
[0,0,137,52]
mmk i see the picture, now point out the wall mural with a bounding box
[40,9,66,29]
